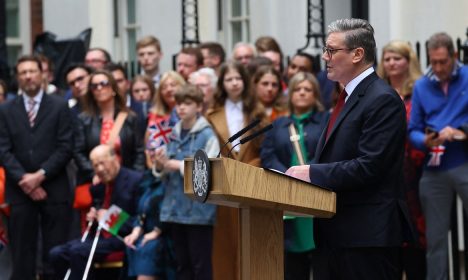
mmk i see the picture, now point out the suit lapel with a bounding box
[14,95,31,128]
[324,92,360,142]
[317,72,378,159]
[33,94,49,128]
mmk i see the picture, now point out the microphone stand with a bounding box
[217,118,261,158]
[227,143,241,159]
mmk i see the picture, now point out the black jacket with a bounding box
[0,94,73,204]
[73,111,145,185]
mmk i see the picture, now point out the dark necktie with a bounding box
[102,184,113,209]
[326,89,347,139]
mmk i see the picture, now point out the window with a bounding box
[124,0,139,77]
[6,0,22,68]
[226,0,250,48]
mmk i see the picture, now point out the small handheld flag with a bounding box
[99,204,130,236]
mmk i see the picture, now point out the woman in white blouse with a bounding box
[205,61,266,279]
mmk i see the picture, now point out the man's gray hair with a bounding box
[327,18,376,64]
[232,42,257,56]
[427,32,455,56]
[189,67,218,88]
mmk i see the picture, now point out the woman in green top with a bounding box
[260,72,329,280]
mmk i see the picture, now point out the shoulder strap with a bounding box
[107,111,128,147]
[288,123,306,165]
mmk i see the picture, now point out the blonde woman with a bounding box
[145,71,186,168]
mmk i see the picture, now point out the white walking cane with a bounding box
[81,224,102,280]
[63,220,94,280]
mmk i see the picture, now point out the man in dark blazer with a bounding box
[49,144,141,280]
[286,19,412,280]
[0,55,73,279]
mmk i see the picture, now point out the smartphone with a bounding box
[425,127,439,138]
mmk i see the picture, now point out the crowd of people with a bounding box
[0,17,467,280]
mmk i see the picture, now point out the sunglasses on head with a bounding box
[90,80,110,90]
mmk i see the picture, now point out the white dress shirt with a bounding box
[225,98,244,152]
[344,67,374,102]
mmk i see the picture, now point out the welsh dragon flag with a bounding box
[99,204,130,236]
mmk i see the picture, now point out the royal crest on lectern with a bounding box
[192,149,211,202]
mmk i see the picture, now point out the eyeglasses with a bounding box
[322,47,356,58]
[17,69,40,77]
[68,75,88,87]
[90,80,110,90]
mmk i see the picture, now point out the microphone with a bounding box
[240,123,273,145]
[217,118,261,157]
[228,118,261,143]
[227,124,273,158]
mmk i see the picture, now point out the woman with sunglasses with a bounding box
[74,70,145,190]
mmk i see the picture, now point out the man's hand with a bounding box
[96,209,107,222]
[29,186,47,201]
[86,207,98,222]
[285,165,311,183]
[424,131,444,148]
[92,174,101,185]
[19,170,46,195]
[439,126,467,142]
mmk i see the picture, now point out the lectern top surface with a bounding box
[264,168,332,191]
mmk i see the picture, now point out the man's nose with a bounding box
[322,50,330,61]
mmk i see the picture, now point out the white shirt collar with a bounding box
[23,89,44,108]
[225,98,243,111]
[344,67,374,101]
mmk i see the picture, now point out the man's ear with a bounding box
[352,47,365,64]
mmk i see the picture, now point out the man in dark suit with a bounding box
[49,144,141,280]
[0,55,73,279]
[286,19,411,280]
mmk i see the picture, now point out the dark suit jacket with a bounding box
[73,111,145,185]
[90,167,142,236]
[0,94,73,204]
[309,72,412,248]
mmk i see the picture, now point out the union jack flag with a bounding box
[427,145,445,167]
[147,118,173,150]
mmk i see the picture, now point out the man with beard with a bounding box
[0,55,73,280]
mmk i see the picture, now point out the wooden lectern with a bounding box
[184,157,336,280]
